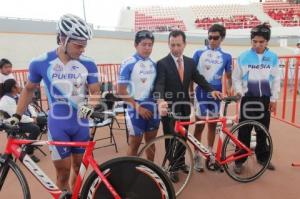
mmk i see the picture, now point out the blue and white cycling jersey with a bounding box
[232,48,280,102]
[193,46,232,117]
[118,53,156,101]
[118,53,159,136]
[28,49,99,160]
[29,50,98,116]
[193,46,232,88]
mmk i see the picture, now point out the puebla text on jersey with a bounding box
[28,50,99,160]
[28,50,99,119]
[193,46,232,117]
[118,53,159,136]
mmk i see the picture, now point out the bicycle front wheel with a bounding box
[80,156,176,199]
[222,120,273,182]
[138,135,193,197]
[0,156,30,199]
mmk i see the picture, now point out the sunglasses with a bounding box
[251,27,270,34]
[208,35,220,40]
[136,31,154,40]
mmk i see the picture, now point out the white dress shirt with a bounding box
[0,73,15,83]
[0,95,34,123]
[170,53,184,69]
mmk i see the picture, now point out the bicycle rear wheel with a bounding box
[138,135,193,197]
[222,120,273,182]
[80,156,175,199]
[0,155,30,199]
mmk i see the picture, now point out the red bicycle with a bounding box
[138,96,273,196]
[0,111,175,199]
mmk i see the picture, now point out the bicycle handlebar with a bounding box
[166,95,240,118]
[0,123,19,133]
[222,95,240,116]
[0,111,115,135]
[222,96,240,103]
[90,110,115,120]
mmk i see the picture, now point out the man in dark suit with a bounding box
[154,30,222,182]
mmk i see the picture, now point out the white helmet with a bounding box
[58,14,93,41]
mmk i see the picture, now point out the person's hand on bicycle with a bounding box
[157,99,168,116]
[226,87,232,97]
[269,101,277,113]
[136,105,153,120]
[5,113,21,126]
[79,105,94,119]
[235,92,242,101]
[211,90,223,100]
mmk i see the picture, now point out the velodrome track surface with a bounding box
[0,115,300,199]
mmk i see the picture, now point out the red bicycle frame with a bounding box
[3,136,121,199]
[174,116,253,165]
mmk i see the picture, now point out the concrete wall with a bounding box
[0,17,298,69]
[0,31,296,69]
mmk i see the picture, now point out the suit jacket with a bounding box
[154,53,212,116]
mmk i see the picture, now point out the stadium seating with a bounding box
[192,4,261,29]
[191,4,250,18]
[195,15,261,30]
[263,1,300,27]
[134,7,186,32]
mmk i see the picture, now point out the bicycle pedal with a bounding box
[208,162,224,172]
[59,191,72,199]
[218,167,224,173]
[214,164,224,172]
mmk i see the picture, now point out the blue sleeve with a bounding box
[86,61,99,84]
[192,50,200,65]
[118,63,133,85]
[225,54,233,73]
[28,61,42,83]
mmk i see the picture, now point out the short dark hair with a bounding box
[57,34,61,45]
[135,30,154,45]
[168,30,186,43]
[57,32,67,45]
[250,23,271,41]
[208,24,226,38]
[0,58,12,69]
[0,78,17,98]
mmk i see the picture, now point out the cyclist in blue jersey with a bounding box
[6,14,99,191]
[192,24,232,172]
[232,23,280,173]
[117,30,159,160]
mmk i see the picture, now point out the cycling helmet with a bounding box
[58,14,93,41]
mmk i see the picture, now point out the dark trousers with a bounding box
[161,114,189,171]
[236,96,271,164]
[36,116,47,132]
[19,122,41,155]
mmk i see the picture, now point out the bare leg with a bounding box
[144,130,158,161]
[53,157,71,191]
[207,123,217,150]
[127,135,143,156]
[194,117,205,149]
[70,153,84,191]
